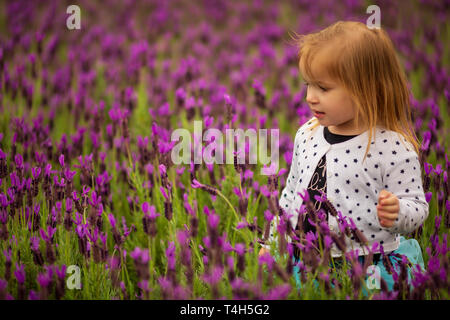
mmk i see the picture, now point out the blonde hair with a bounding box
[288,21,420,163]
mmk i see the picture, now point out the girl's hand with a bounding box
[376,190,399,228]
[259,247,270,256]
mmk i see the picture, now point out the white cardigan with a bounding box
[265,117,429,257]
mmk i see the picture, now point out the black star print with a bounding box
[335,189,340,194]
[354,159,358,163]
[346,180,350,184]
[392,150,397,155]
[334,158,338,163]
[346,149,350,154]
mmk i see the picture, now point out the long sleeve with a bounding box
[381,139,429,235]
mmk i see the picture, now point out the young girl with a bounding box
[259,21,428,292]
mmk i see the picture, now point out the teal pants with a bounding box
[292,236,425,295]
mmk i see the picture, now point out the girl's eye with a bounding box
[304,82,328,92]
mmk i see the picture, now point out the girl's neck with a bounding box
[327,125,368,136]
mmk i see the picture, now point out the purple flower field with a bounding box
[0,0,448,300]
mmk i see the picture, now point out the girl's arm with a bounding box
[380,140,429,235]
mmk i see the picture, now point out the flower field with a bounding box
[0,0,448,300]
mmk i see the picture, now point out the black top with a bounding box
[293,127,359,259]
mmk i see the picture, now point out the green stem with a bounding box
[216,189,239,222]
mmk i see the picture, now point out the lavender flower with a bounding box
[141,202,160,237]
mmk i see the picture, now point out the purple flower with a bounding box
[234,243,245,256]
[266,284,293,299]
[158,140,176,154]
[3,248,12,261]
[166,241,176,270]
[264,210,274,222]
[258,251,274,269]
[14,154,23,170]
[59,154,65,168]
[207,213,220,229]
[420,131,431,150]
[425,192,433,202]
[30,236,40,251]
[298,189,310,202]
[324,235,333,250]
[314,191,327,203]
[424,162,433,175]
[434,164,443,176]
[130,247,142,262]
[37,271,52,288]
[202,266,223,285]
[64,168,76,181]
[54,265,66,280]
[108,213,117,229]
[32,167,41,180]
[236,220,248,229]
[87,227,99,243]
[14,263,25,284]
[191,179,202,189]
[183,193,194,215]
[160,186,169,201]
[159,164,166,176]
[40,226,56,242]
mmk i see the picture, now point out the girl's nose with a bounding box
[306,88,319,104]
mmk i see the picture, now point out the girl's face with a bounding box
[302,50,367,135]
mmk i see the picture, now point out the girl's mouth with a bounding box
[314,111,325,118]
